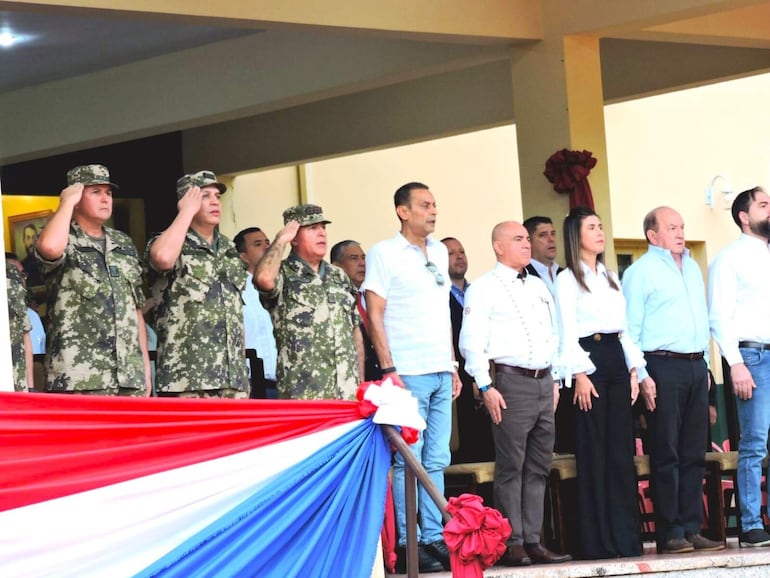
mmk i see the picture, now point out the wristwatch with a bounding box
[478,384,492,394]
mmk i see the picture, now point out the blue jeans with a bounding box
[393,372,452,546]
[736,347,770,532]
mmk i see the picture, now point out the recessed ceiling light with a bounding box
[0,32,17,48]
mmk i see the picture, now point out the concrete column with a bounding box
[511,33,616,264]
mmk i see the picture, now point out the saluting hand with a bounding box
[60,182,84,208]
[177,186,203,216]
[275,220,301,245]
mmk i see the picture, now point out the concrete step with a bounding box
[389,539,770,577]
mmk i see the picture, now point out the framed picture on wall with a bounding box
[8,209,51,289]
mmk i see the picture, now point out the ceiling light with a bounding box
[0,32,17,48]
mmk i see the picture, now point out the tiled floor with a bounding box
[388,539,770,577]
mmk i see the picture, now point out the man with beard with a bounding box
[20,224,43,287]
[255,204,363,400]
[441,236,494,464]
[147,170,248,398]
[709,186,770,547]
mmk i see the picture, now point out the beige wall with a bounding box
[221,125,523,281]
[605,71,770,264]
[220,167,301,241]
[605,71,770,381]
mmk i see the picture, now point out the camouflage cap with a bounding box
[282,204,331,227]
[176,170,227,199]
[66,164,119,190]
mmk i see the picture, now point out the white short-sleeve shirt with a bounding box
[363,232,453,375]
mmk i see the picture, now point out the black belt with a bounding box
[580,332,619,342]
[739,341,770,351]
[646,350,704,360]
[495,364,551,379]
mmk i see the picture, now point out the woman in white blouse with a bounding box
[555,206,644,559]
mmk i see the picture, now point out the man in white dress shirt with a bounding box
[460,221,571,566]
[364,182,461,573]
[709,186,770,547]
[234,227,278,398]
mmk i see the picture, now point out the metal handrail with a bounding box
[382,424,452,578]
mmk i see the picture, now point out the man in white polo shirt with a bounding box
[364,182,461,574]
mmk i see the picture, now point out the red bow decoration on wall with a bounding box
[543,148,597,209]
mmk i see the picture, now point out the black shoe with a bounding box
[394,545,444,573]
[740,528,770,548]
[424,539,451,570]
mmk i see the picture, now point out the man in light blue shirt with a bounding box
[235,227,278,398]
[623,206,723,554]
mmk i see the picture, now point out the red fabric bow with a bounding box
[355,381,419,444]
[443,493,511,578]
[543,148,597,209]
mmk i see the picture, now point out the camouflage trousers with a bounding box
[157,388,248,399]
[52,387,148,397]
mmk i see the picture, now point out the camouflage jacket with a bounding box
[6,261,31,392]
[36,222,146,392]
[147,228,248,393]
[260,254,360,400]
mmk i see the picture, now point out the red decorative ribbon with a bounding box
[443,493,512,578]
[543,148,597,209]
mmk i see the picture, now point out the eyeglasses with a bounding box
[425,260,445,286]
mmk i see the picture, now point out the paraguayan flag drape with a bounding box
[0,390,413,578]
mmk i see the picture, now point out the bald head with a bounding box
[492,221,531,271]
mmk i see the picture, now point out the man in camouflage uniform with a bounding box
[146,170,248,398]
[5,254,33,392]
[35,165,151,395]
[254,204,363,399]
